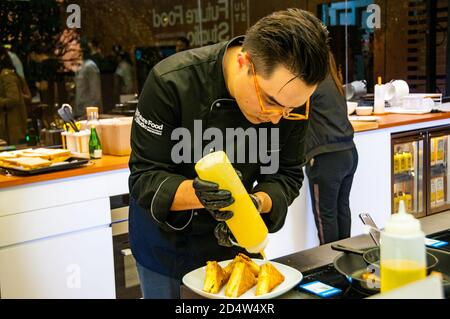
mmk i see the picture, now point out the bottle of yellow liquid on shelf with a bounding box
[404,193,413,213]
[404,152,412,172]
[380,200,426,293]
[393,193,400,213]
[195,151,268,254]
[436,137,445,163]
[400,152,407,173]
[393,153,401,174]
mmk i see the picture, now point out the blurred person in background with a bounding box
[88,37,107,73]
[28,42,59,106]
[304,53,358,245]
[4,44,31,105]
[73,37,102,118]
[175,36,190,53]
[0,45,27,145]
[114,50,135,95]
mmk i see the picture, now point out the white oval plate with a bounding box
[182,259,303,299]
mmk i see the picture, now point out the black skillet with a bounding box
[331,244,441,295]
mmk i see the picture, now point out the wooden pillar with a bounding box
[373,0,386,84]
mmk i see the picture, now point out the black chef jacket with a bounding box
[128,36,308,279]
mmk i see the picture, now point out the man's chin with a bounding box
[245,115,269,125]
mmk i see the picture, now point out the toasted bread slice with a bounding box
[224,254,260,279]
[255,262,285,296]
[203,261,227,294]
[19,152,52,160]
[225,261,257,298]
[20,148,71,162]
[223,259,236,281]
[237,253,261,276]
[0,151,20,160]
[34,148,72,161]
[4,157,52,170]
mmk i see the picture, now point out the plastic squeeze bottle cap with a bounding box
[384,200,422,236]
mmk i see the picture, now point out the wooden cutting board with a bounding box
[351,121,379,132]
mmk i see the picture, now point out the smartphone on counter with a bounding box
[359,213,380,246]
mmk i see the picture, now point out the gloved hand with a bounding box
[213,195,261,248]
[249,194,263,213]
[193,177,234,221]
[214,222,234,247]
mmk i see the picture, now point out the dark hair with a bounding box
[120,51,132,64]
[113,44,123,54]
[177,37,190,48]
[80,36,92,60]
[91,37,100,49]
[30,42,51,55]
[0,45,15,71]
[242,8,330,85]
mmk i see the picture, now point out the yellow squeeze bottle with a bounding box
[380,200,426,293]
[195,151,269,254]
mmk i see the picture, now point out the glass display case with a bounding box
[428,128,450,215]
[392,133,425,218]
[392,125,450,218]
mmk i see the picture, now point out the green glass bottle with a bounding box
[89,126,102,159]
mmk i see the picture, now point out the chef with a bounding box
[128,8,330,298]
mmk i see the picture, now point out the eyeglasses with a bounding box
[251,62,309,121]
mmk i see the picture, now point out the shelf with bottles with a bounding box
[430,174,448,210]
[393,192,414,214]
[430,136,447,167]
[393,151,414,175]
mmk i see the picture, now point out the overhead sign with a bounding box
[151,0,249,46]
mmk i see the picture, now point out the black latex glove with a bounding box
[193,177,234,221]
[213,195,261,248]
[214,222,234,247]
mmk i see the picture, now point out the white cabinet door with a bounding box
[0,227,115,299]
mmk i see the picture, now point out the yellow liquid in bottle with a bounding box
[380,259,426,293]
[195,151,268,253]
[394,154,401,174]
[400,153,407,173]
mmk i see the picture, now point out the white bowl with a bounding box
[355,106,373,116]
[347,102,358,115]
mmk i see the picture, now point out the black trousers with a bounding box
[305,147,358,245]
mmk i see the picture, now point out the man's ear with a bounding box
[237,52,251,68]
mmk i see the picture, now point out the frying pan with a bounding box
[331,244,440,294]
[331,244,439,270]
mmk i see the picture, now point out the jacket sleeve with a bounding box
[0,72,22,110]
[252,121,307,233]
[129,69,188,228]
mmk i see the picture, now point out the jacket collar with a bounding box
[213,35,245,101]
